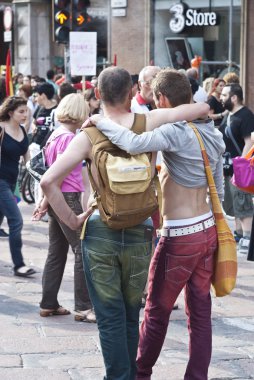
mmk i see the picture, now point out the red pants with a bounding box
[136,223,217,380]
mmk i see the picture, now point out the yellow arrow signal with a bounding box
[55,11,69,25]
[76,14,85,25]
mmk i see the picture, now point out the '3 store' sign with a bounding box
[169,2,218,34]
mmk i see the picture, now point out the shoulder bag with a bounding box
[189,122,237,297]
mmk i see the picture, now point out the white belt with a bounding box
[157,216,215,238]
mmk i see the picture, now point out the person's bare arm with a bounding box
[89,102,209,132]
[145,102,210,131]
[23,149,30,164]
[40,132,93,230]
[81,164,91,211]
[242,136,253,156]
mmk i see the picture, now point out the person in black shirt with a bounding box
[30,83,57,207]
[220,83,254,254]
[207,78,227,126]
[0,96,36,277]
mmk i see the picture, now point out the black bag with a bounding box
[26,148,48,182]
[222,152,233,176]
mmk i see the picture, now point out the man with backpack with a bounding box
[40,67,209,380]
[92,68,225,380]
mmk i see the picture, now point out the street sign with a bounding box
[111,0,127,8]
[4,30,12,42]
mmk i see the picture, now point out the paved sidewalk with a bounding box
[0,202,253,380]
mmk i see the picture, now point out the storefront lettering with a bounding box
[186,9,216,26]
[169,3,218,33]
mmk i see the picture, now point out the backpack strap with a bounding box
[131,113,146,134]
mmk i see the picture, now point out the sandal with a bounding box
[40,306,71,317]
[74,309,91,322]
[14,266,36,278]
[75,308,96,323]
[84,309,96,323]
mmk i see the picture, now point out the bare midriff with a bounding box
[160,164,210,221]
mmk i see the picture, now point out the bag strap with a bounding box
[0,126,5,167]
[225,120,242,155]
[188,122,223,219]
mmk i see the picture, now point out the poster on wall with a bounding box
[70,32,97,76]
[165,37,192,70]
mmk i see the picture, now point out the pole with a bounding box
[64,44,71,82]
[228,0,233,72]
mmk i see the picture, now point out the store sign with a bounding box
[169,2,218,34]
[111,0,127,8]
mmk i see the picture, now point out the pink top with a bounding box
[45,126,84,192]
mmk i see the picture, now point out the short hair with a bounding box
[34,82,55,100]
[131,74,139,86]
[58,82,77,99]
[152,68,192,107]
[18,84,33,98]
[56,93,89,124]
[46,69,55,80]
[186,68,198,80]
[138,66,161,82]
[223,72,239,85]
[224,83,243,102]
[98,67,132,106]
[0,96,27,121]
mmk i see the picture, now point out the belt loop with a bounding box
[202,221,206,232]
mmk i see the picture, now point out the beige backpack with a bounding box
[84,114,158,229]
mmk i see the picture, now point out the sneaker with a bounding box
[238,237,250,254]
[234,230,243,243]
[0,228,9,238]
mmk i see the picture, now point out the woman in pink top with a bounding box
[33,93,95,322]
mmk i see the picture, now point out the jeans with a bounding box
[136,223,217,380]
[0,179,25,270]
[40,192,91,311]
[82,214,153,380]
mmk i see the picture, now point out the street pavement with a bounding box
[0,201,253,380]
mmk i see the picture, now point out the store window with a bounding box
[153,0,241,81]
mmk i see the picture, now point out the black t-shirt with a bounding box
[0,125,29,185]
[32,105,57,146]
[207,95,225,126]
[219,106,254,158]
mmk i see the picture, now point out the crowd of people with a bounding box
[0,64,253,380]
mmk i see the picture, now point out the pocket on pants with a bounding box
[85,248,116,285]
[165,251,200,285]
[129,252,151,290]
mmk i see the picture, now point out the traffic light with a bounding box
[53,0,71,43]
[72,0,92,31]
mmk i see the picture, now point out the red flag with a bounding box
[113,54,117,66]
[5,49,14,96]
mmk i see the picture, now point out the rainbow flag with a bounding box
[5,48,14,96]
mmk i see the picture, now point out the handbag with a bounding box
[231,145,254,194]
[189,122,237,297]
[26,147,48,182]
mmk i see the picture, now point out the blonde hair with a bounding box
[223,72,240,85]
[56,93,90,124]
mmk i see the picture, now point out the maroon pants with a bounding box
[136,224,217,380]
